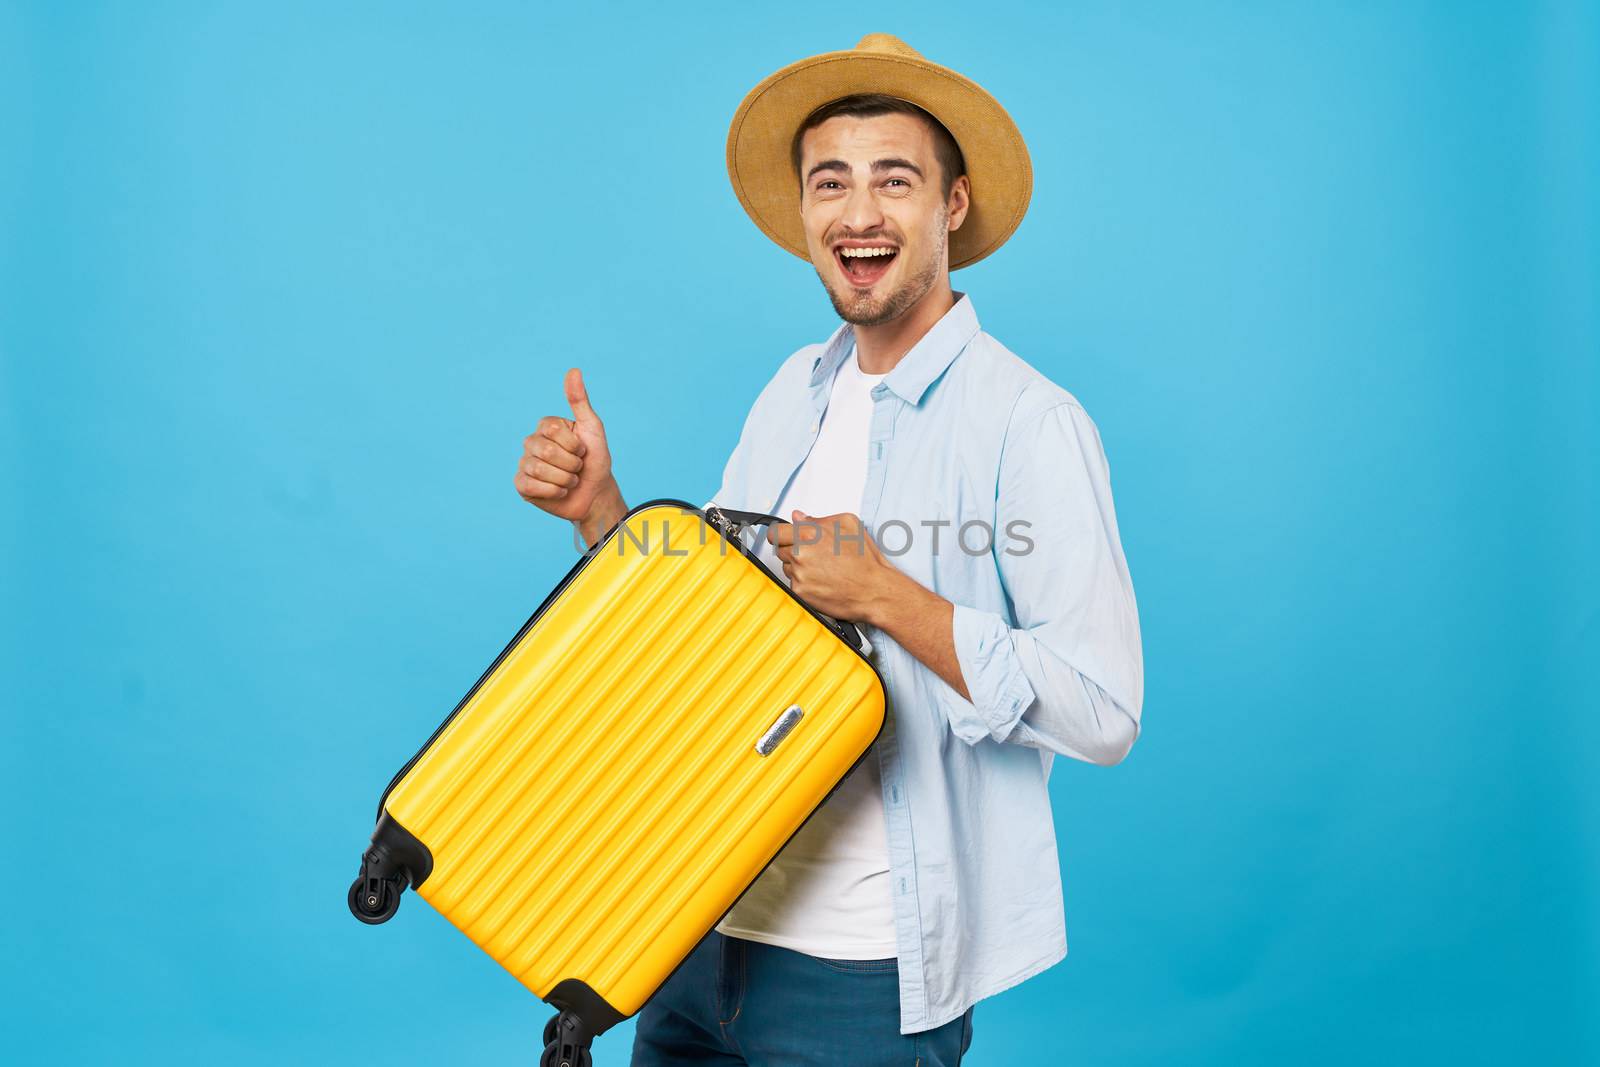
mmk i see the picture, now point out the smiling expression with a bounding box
[797,112,970,326]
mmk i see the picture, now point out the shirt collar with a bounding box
[808,292,981,406]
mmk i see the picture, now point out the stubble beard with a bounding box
[818,213,948,328]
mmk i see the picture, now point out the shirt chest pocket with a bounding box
[872,468,994,585]
[938,483,1009,585]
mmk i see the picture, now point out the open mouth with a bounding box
[835,245,899,288]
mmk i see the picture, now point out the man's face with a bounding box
[798,112,969,327]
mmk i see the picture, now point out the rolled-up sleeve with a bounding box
[942,401,1144,766]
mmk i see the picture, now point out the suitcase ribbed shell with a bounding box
[382,501,886,1019]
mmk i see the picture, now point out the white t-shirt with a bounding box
[715,344,898,959]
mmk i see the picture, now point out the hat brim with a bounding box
[726,50,1032,271]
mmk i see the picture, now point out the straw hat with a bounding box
[726,33,1032,271]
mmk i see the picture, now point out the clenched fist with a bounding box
[769,509,894,624]
[516,368,625,538]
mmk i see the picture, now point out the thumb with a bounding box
[565,367,601,425]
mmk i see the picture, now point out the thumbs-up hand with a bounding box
[516,367,618,524]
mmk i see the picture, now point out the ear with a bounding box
[946,174,972,233]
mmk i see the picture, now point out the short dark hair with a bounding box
[790,93,967,199]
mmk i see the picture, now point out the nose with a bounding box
[839,181,885,236]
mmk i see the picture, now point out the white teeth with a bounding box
[839,246,897,258]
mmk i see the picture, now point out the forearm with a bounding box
[865,567,972,702]
[946,604,1141,764]
[573,479,629,551]
[865,559,1140,765]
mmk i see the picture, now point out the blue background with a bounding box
[3,2,1595,1063]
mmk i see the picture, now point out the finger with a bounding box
[768,523,794,548]
[790,519,823,548]
[782,560,795,582]
[565,367,601,426]
[534,418,586,458]
[515,473,569,500]
[520,457,581,488]
[774,543,793,564]
[525,435,583,474]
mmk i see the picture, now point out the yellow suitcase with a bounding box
[348,499,886,1066]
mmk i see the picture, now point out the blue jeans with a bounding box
[630,931,974,1066]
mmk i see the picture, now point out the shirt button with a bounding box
[809,418,820,433]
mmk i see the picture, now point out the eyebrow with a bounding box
[805,157,926,182]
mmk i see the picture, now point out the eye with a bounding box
[816,179,843,191]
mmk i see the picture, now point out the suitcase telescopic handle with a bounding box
[704,505,874,657]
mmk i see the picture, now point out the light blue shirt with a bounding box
[705,292,1145,1034]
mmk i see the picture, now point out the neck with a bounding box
[853,279,958,374]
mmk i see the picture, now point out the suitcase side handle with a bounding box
[703,506,790,535]
[704,506,874,657]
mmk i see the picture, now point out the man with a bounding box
[514,34,1143,1067]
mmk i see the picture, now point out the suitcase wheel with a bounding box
[539,1048,591,1067]
[540,1010,595,1067]
[348,812,432,926]
[347,875,402,925]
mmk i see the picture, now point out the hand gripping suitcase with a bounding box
[347,499,886,1066]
